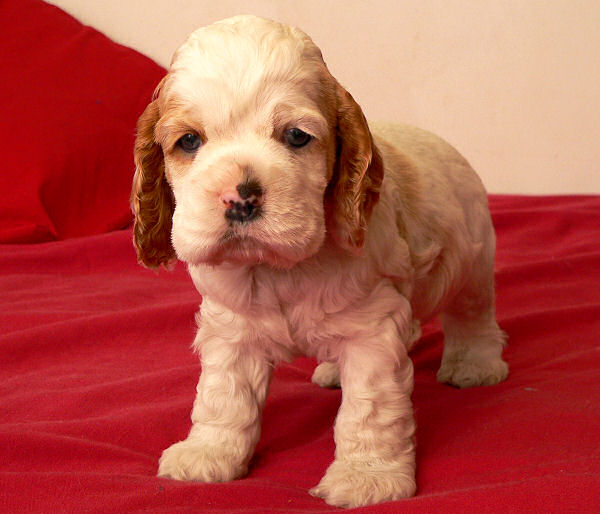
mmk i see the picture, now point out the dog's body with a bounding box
[132,15,508,508]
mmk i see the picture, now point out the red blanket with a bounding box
[2,195,599,512]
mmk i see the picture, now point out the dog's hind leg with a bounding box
[437,239,508,388]
[312,361,341,388]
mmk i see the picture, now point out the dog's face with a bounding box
[132,15,383,269]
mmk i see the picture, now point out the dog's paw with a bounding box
[157,438,247,482]
[437,354,508,388]
[309,459,416,508]
[311,361,340,388]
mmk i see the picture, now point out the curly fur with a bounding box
[131,15,508,508]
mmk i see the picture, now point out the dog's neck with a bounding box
[188,237,366,309]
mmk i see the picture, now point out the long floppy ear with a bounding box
[131,92,176,269]
[327,82,384,252]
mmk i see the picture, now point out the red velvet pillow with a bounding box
[0,0,166,243]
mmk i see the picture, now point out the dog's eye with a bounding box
[284,128,312,148]
[177,132,202,153]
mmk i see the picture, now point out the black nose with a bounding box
[222,180,263,223]
[236,181,263,200]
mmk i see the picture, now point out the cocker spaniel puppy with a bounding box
[131,15,508,508]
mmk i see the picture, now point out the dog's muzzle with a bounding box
[220,180,263,223]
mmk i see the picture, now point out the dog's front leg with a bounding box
[158,327,272,482]
[311,299,417,508]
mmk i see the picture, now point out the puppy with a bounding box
[131,15,508,508]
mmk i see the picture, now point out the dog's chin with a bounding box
[176,234,313,270]
[209,239,300,269]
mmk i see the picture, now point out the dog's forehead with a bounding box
[164,16,329,129]
[173,15,321,70]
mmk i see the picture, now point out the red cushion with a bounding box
[0,0,165,243]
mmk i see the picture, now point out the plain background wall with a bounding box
[47,0,600,194]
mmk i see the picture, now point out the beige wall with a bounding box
[47,0,600,194]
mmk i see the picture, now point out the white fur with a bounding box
[149,15,508,508]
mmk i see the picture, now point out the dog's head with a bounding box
[131,15,383,269]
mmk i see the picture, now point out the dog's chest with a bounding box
[256,262,383,357]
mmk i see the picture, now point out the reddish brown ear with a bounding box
[131,97,176,269]
[327,83,384,252]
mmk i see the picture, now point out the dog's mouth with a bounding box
[201,232,299,269]
[173,205,325,269]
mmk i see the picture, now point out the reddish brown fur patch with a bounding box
[326,83,384,251]
[131,97,176,269]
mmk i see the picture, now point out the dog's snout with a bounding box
[220,181,263,223]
